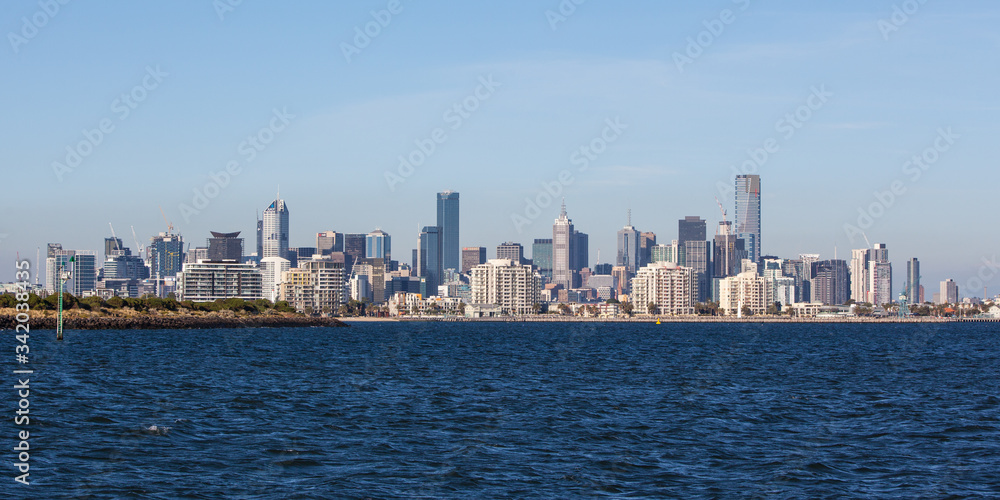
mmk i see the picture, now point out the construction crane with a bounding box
[130,225,144,255]
[714,196,728,225]
[159,205,174,234]
[108,222,123,252]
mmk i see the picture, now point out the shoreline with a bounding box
[337,316,996,324]
[0,312,347,330]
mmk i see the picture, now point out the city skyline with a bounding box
[2,2,998,297]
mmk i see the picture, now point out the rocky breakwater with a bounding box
[0,310,347,330]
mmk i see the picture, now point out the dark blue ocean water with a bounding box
[6,322,1000,498]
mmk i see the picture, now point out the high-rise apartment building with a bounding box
[469,259,541,316]
[437,191,460,273]
[868,244,892,306]
[259,256,291,302]
[734,174,761,263]
[262,198,289,260]
[811,260,849,306]
[940,279,959,304]
[906,258,920,305]
[150,232,184,280]
[552,201,575,290]
[630,262,694,316]
[719,269,767,316]
[850,248,871,303]
[176,260,263,302]
[279,256,347,314]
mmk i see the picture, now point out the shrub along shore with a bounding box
[0,294,347,330]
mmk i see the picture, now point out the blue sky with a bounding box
[3,0,999,298]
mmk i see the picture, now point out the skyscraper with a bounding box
[150,232,184,279]
[437,191,460,273]
[811,259,849,306]
[552,201,574,290]
[572,230,589,274]
[940,279,959,304]
[734,175,762,263]
[616,221,639,273]
[256,213,263,258]
[531,239,552,280]
[262,198,289,260]
[316,231,343,255]
[639,232,656,268]
[344,234,366,267]
[207,231,244,261]
[678,216,709,302]
[868,243,892,306]
[462,247,487,274]
[366,229,391,260]
[497,242,524,264]
[850,248,871,303]
[713,221,745,279]
[906,258,920,305]
[418,226,442,294]
[104,237,124,260]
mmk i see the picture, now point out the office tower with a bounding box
[259,256,291,302]
[798,253,821,302]
[469,259,541,316]
[256,213,263,258]
[316,231,343,255]
[497,242,524,264]
[104,237,124,260]
[616,220,639,273]
[366,229,391,260]
[52,250,96,297]
[528,240,552,280]
[868,243,892,306]
[906,258,920,305]
[462,247,487,274]
[630,262,695,315]
[734,174,762,263]
[638,232,657,268]
[150,232,184,279]
[262,198,289,260]
[104,244,150,281]
[782,259,808,303]
[940,279,959,304]
[811,260,849,306]
[412,249,418,271]
[678,216,707,247]
[343,234,366,268]
[572,231,589,271]
[437,191,460,273]
[418,226,442,294]
[677,216,709,301]
[207,231,244,261]
[593,263,613,275]
[552,201,575,290]
[652,241,683,265]
[713,221,746,279]
[850,248,871,303]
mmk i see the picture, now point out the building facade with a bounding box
[176,260,263,301]
[461,247,487,274]
[629,262,694,316]
[437,191,460,273]
[552,202,575,290]
[734,174,762,263]
[469,259,541,316]
[262,198,289,260]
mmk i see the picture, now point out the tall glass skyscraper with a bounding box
[418,226,442,294]
[366,229,391,260]
[906,258,920,305]
[734,175,761,263]
[616,223,639,273]
[437,191,460,273]
[262,198,289,260]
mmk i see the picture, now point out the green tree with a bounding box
[647,302,659,315]
[621,301,634,317]
[741,305,753,317]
